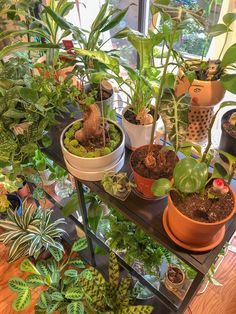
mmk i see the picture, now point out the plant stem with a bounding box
[149,28,177,151]
[219,29,229,60]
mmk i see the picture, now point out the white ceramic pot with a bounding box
[60,119,125,180]
[64,152,125,181]
[122,107,158,151]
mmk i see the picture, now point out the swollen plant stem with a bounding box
[149,29,177,150]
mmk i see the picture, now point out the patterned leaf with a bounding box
[79,269,93,280]
[51,292,64,301]
[116,276,132,307]
[109,252,119,288]
[36,260,50,277]
[118,306,154,314]
[65,287,84,300]
[68,258,86,268]
[12,288,31,311]
[72,237,88,252]
[20,259,40,275]
[64,269,78,277]
[25,274,44,287]
[47,301,60,313]
[48,246,63,262]
[8,277,27,293]
[38,291,48,309]
[67,302,84,314]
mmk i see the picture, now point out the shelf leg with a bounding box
[75,179,96,267]
[177,272,204,313]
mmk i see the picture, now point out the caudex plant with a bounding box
[8,237,153,314]
[152,101,236,223]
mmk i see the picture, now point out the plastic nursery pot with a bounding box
[83,82,114,111]
[219,109,236,160]
[122,106,159,151]
[7,193,22,216]
[187,104,215,144]
[39,169,55,186]
[164,187,236,250]
[164,266,185,292]
[60,119,125,181]
[130,144,161,198]
[174,69,225,107]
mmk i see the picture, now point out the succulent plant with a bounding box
[0,201,66,262]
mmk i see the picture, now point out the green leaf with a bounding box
[220,74,236,94]
[151,178,172,197]
[112,27,130,39]
[36,261,50,277]
[43,5,71,30]
[61,193,79,217]
[91,1,109,30]
[219,150,236,167]
[88,200,103,234]
[79,269,93,280]
[72,237,88,252]
[101,7,129,32]
[38,291,48,309]
[12,289,31,311]
[221,43,236,67]
[51,292,64,302]
[25,274,44,287]
[48,246,63,262]
[68,258,86,268]
[173,157,208,193]
[67,302,84,314]
[19,87,38,103]
[208,24,228,37]
[20,259,40,275]
[65,287,84,300]
[211,163,228,180]
[118,305,154,314]
[64,269,78,277]
[41,135,52,148]
[3,108,26,119]
[223,13,236,26]
[109,252,119,288]
[8,277,27,293]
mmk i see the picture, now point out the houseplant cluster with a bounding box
[0,0,236,312]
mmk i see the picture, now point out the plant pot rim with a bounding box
[221,109,236,138]
[130,144,163,181]
[168,186,236,226]
[122,106,158,127]
[178,67,222,84]
[61,118,125,161]
[167,265,185,285]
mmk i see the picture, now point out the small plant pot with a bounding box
[17,181,31,199]
[164,266,185,292]
[219,109,236,160]
[187,105,215,144]
[60,119,125,181]
[83,82,114,111]
[122,107,158,151]
[54,177,73,199]
[163,188,236,251]
[175,69,225,107]
[39,169,55,186]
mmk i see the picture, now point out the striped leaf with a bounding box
[116,276,132,307]
[0,220,19,231]
[65,287,84,300]
[118,306,154,314]
[109,252,119,288]
[12,289,31,311]
[64,269,78,277]
[8,277,27,293]
[38,291,49,309]
[36,261,50,277]
[26,274,44,287]
[48,246,63,262]
[8,234,34,260]
[68,258,85,268]
[8,245,28,263]
[1,230,22,244]
[67,302,84,314]
[20,259,40,275]
[47,301,60,313]
[28,236,41,256]
[51,292,64,301]
[72,237,88,252]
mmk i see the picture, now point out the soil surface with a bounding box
[131,146,178,180]
[96,88,112,101]
[223,121,236,139]
[168,267,183,284]
[80,127,110,151]
[124,108,155,125]
[171,188,234,223]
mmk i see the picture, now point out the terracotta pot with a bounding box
[165,187,236,248]
[175,69,225,107]
[130,145,161,198]
[164,266,185,291]
[122,107,159,151]
[17,182,31,199]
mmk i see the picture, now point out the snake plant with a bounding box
[0,201,66,262]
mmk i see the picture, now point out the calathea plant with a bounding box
[0,201,66,262]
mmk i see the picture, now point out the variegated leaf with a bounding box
[8,277,27,292]
[116,276,132,307]
[25,274,44,287]
[12,288,31,311]
[109,252,119,288]
[20,259,40,275]
[117,305,154,314]
[65,287,84,300]
[67,302,84,314]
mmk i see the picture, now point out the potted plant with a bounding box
[219,109,236,159]
[32,149,55,186]
[60,101,125,181]
[164,265,185,292]
[0,201,66,262]
[101,171,135,200]
[152,102,236,251]
[48,163,73,198]
[8,237,153,313]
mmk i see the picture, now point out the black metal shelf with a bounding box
[41,108,236,313]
